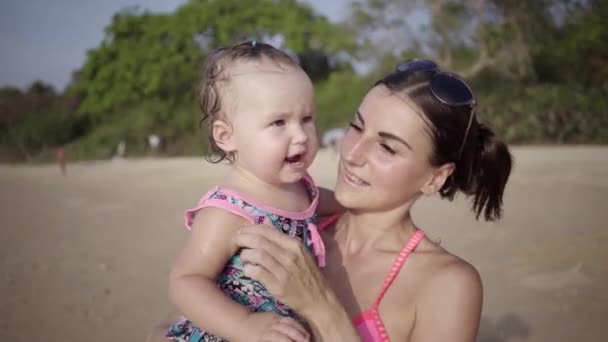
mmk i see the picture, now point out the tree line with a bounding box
[1,0,606,162]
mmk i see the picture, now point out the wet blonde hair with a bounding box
[199,41,300,163]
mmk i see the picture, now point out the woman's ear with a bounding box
[212,119,236,153]
[421,163,455,195]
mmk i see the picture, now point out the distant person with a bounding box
[55,146,66,175]
[162,41,340,342]
[148,134,161,156]
[322,127,345,155]
[114,141,126,160]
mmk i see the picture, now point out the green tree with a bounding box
[77,0,354,117]
[534,0,608,87]
[70,0,356,158]
[0,81,76,161]
[348,0,573,79]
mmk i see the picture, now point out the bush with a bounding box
[477,83,608,144]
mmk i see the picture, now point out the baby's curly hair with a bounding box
[199,41,300,163]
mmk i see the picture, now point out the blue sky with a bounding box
[0,0,349,90]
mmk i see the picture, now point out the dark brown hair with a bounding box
[375,68,513,221]
[199,40,300,163]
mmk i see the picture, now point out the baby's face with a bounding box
[224,59,319,185]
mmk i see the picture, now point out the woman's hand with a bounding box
[234,224,330,317]
[144,310,309,342]
[235,224,361,342]
[246,312,310,342]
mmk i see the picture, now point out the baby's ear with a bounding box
[212,119,236,153]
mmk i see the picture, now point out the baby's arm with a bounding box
[316,187,344,217]
[168,207,257,341]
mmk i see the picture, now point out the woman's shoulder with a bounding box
[408,236,483,340]
[430,255,481,291]
[416,237,482,302]
[420,237,480,278]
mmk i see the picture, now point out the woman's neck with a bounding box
[336,206,418,256]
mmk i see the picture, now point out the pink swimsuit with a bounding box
[167,175,325,342]
[318,214,426,342]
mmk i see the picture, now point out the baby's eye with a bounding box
[302,116,314,124]
[271,119,286,127]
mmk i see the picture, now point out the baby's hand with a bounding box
[245,311,310,342]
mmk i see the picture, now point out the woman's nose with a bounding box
[342,135,366,166]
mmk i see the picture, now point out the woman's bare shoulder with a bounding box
[416,236,482,300]
[409,236,483,340]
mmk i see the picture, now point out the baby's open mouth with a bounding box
[285,153,304,163]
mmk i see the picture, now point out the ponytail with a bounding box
[469,124,512,221]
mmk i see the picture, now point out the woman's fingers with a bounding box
[235,226,300,269]
[269,326,309,342]
[235,223,325,314]
[259,330,294,342]
[275,317,310,341]
[242,260,280,289]
[239,224,302,252]
[239,242,283,270]
[235,225,282,254]
[259,330,289,342]
[262,318,310,342]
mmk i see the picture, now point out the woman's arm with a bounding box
[410,261,483,342]
[234,225,361,342]
[305,294,361,342]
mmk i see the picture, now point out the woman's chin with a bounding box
[334,186,366,209]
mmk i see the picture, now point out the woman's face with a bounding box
[335,86,442,212]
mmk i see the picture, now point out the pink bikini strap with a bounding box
[372,230,426,308]
[317,213,342,232]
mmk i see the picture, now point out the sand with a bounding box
[1,146,607,341]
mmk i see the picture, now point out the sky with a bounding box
[0,0,350,91]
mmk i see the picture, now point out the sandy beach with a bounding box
[1,146,607,341]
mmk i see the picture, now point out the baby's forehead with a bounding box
[225,58,298,77]
[225,61,311,95]
[224,75,313,117]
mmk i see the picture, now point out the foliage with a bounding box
[1,0,607,162]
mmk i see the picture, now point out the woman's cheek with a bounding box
[375,158,412,188]
[371,156,397,182]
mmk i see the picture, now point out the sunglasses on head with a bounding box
[396,59,476,157]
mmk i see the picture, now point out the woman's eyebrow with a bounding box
[378,132,413,151]
[359,109,413,150]
[356,110,365,124]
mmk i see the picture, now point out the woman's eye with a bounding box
[349,122,362,132]
[380,143,396,155]
[272,120,286,127]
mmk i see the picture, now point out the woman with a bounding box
[149,59,512,341]
[234,59,512,341]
